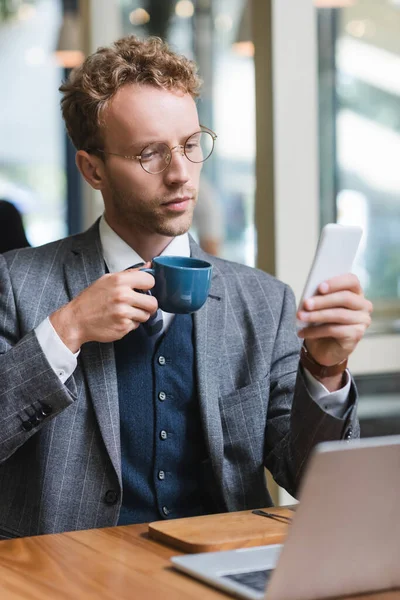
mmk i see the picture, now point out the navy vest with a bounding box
[115,314,214,524]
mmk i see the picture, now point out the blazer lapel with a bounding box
[190,239,226,491]
[64,220,121,485]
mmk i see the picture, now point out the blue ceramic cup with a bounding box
[140,256,213,314]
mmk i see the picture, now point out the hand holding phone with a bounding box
[297,224,363,329]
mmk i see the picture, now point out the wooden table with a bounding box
[0,521,399,600]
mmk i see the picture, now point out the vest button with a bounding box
[158,391,166,401]
[158,470,165,480]
[160,430,167,440]
[344,427,353,440]
[104,490,119,505]
[162,506,170,516]
[158,356,166,365]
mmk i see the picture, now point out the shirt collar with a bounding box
[99,214,191,273]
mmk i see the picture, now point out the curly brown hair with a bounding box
[59,35,202,151]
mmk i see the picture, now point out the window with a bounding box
[318,1,400,333]
[0,0,67,246]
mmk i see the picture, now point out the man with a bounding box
[0,36,372,539]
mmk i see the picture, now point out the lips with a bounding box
[163,196,192,205]
[162,196,193,211]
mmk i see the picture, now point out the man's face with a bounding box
[99,84,202,239]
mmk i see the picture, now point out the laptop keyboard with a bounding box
[222,568,274,593]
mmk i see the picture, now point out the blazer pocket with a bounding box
[219,376,270,465]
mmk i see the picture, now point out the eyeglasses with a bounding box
[87,126,217,175]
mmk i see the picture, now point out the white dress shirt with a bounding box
[35,215,351,416]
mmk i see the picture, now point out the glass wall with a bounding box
[0,0,66,247]
[318,0,400,333]
[118,0,256,265]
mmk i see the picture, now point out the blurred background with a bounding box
[1,0,400,492]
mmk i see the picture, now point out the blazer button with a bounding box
[104,490,119,505]
[41,404,53,416]
[29,414,41,427]
[21,420,33,432]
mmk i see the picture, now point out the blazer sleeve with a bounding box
[0,254,78,463]
[264,283,360,498]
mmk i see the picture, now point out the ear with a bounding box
[75,151,105,190]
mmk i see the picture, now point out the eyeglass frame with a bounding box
[84,125,217,175]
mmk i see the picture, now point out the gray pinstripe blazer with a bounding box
[0,220,359,539]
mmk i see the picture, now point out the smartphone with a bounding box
[297,223,363,326]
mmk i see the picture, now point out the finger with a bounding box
[109,270,154,289]
[298,323,368,340]
[109,286,158,312]
[302,291,373,313]
[123,270,155,290]
[114,309,155,336]
[131,291,158,313]
[127,306,155,324]
[297,308,372,327]
[317,273,362,296]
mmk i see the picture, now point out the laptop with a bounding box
[171,435,400,600]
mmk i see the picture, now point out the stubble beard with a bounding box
[109,185,197,238]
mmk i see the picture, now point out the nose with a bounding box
[163,145,190,186]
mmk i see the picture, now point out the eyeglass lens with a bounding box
[140,130,214,174]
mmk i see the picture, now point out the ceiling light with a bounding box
[232,41,254,57]
[129,8,150,26]
[175,0,194,19]
[314,0,356,7]
[55,12,85,69]
[346,19,376,38]
[232,0,254,57]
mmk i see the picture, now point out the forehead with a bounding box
[103,84,200,147]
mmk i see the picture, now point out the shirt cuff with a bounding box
[35,318,80,384]
[302,367,351,418]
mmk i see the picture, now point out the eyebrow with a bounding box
[126,139,159,151]
[126,130,201,151]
